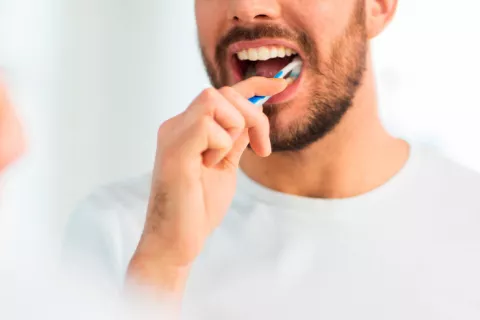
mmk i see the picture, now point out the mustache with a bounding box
[215,24,317,69]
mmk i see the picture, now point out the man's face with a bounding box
[196,0,368,152]
[0,82,24,173]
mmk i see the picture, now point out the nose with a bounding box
[228,0,281,24]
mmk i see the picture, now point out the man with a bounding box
[64,0,480,318]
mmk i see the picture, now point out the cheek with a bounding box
[195,0,225,60]
[289,0,356,58]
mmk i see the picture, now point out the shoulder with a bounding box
[413,144,480,187]
[408,144,480,210]
[78,174,152,213]
[68,173,151,239]
[62,174,152,285]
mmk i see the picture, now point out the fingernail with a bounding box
[266,141,272,156]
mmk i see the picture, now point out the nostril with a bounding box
[232,13,272,23]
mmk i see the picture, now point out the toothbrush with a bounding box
[248,57,303,106]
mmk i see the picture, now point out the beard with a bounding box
[200,0,367,152]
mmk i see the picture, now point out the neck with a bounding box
[240,55,410,199]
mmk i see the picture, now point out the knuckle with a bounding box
[219,156,237,171]
[201,87,218,101]
[219,86,235,96]
[260,113,270,127]
[157,114,185,139]
[197,88,220,115]
[157,118,173,139]
[236,114,246,129]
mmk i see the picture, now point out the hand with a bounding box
[0,80,25,172]
[127,77,287,295]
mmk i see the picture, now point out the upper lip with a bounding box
[227,38,305,61]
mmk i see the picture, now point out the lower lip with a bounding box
[266,70,303,104]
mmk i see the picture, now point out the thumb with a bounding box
[232,77,288,99]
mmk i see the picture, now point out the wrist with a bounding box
[127,253,191,298]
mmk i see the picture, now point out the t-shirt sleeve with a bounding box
[61,194,125,288]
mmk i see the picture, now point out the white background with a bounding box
[0,0,479,257]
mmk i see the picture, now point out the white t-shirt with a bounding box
[63,144,480,319]
[0,222,167,319]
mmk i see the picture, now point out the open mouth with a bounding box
[229,42,305,103]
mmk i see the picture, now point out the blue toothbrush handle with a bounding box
[249,95,267,104]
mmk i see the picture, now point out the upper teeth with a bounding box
[237,46,298,61]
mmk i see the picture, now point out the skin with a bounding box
[128,0,409,301]
[0,81,24,174]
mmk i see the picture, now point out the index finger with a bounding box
[232,77,288,99]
